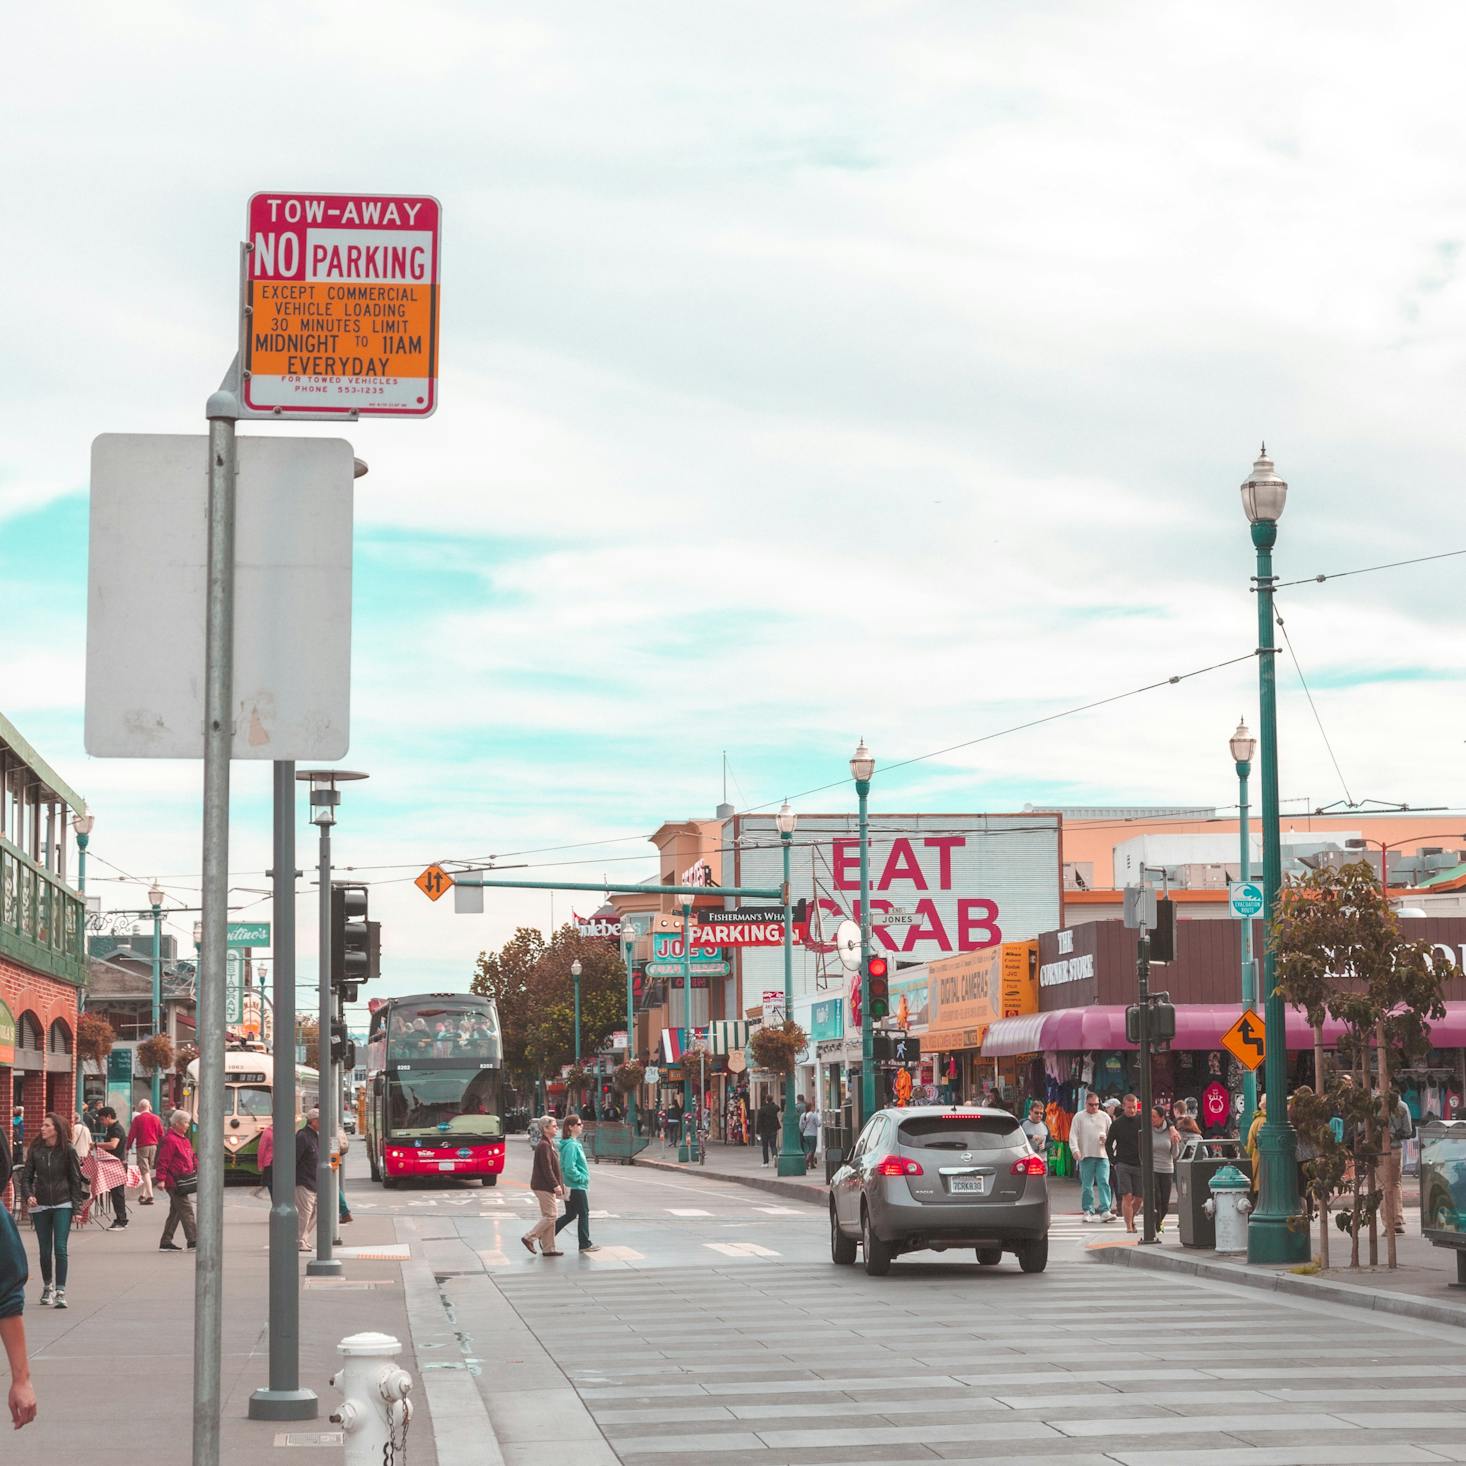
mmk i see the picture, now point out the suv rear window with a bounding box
[898,1116,1024,1152]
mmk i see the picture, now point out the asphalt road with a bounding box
[348,1149,1466,1466]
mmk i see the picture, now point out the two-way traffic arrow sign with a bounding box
[1220,1008,1266,1070]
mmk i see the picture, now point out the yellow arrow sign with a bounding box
[1220,1008,1266,1071]
[415,863,454,902]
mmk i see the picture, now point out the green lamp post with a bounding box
[620,919,638,1135]
[775,802,806,1177]
[1230,719,1259,1143]
[1240,447,1309,1264]
[850,740,876,1124]
[677,892,698,1162]
[148,879,165,1113]
[73,812,93,895]
[570,959,582,1117]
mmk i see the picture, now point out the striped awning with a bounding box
[709,1020,752,1055]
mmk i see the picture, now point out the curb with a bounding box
[1091,1240,1466,1331]
[632,1155,828,1207]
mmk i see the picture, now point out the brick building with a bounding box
[1,712,89,1145]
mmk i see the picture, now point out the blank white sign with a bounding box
[86,433,353,759]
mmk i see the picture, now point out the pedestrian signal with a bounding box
[868,955,890,1020]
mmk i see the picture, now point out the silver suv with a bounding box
[829,1105,1049,1275]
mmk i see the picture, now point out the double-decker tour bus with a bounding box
[365,993,506,1187]
[184,1045,320,1179]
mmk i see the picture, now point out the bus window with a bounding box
[233,1087,273,1119]
[387,1068,503,1138]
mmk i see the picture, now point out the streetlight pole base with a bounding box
[775,1147,805,1178]
[304,1258,344,1278]
[1246,1212,1311,1265]
[677,1140,698,1164]
[248,1388,319,1421]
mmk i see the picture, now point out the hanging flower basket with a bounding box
[175,1043,200,1074]
[748,1021,808,1076]
[137,1034,175,1074]
[612,1060,645,1094]
[565,1064,592,1095]
[77,1013,116,1066]
[677,1045,712,1076]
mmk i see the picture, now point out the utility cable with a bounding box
[1273,596,1355,809]
[1273,546,1466,590]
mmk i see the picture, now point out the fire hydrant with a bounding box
[1203,1164,1253,1254]
[329,1331,413,1465]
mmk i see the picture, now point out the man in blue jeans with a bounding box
[1068,1092,1116,1223]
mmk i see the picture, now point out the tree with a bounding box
[1272,859,1452,1268]
[472,923,630,1105]
[297,1019,319,1071]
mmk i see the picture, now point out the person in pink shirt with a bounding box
[153,1111,197,1251]
[125,1100,166,1206]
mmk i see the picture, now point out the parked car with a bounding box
[1421,1118,1466,1234]
[829,1105,1050,1275]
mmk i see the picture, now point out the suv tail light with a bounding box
[873,1155,923,1177]
[1010,1156,1047,1176]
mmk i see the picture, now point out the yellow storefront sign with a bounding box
[925,942,1037,1052]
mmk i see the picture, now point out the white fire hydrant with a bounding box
[1203,1164,1253,1254]
[329,1331,414,1465]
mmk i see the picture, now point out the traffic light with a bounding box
[329,1019,354,1069]
[867,954,890,1020]
[1149,898,1176,963]
[331,883,381,987]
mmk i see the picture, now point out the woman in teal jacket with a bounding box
[553,1115,598,1252]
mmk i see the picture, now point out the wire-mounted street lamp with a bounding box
[849,740,876,1123]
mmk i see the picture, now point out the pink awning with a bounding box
[982,1002,1466,1057]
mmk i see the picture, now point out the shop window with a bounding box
[17,1012,43,1052]
[48,1019,72,1055]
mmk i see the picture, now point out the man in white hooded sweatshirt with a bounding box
[1069,1092,1116,1222]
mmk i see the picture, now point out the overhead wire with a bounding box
[1272,593,1355,809]
[1273,545,1466,591]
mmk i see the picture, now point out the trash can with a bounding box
[1176,1137,1250,1249]
[823,1124,851,1183]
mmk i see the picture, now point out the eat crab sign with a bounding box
[245,191,442,416]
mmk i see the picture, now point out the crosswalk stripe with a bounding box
[586,1245,644,1261]
[476,1249,511,1268]
[668,1208,713,1216]
[755,1206,802,1215]
[705,1241,781,1258]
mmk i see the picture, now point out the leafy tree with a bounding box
[1272,860,1452,1268]
[472,923,630,1110]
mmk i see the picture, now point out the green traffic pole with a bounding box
[572,960,581,1116]
[1244,452,1309,1264]
[623,929,636,1136]
[776,819,805,1176]
[857,775,874,1125]
[678,900,697,1161]
[1236,748,1258,1143]
[151,900,164,1113]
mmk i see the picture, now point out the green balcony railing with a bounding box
[0,835,86,987]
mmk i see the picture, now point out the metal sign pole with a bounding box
[309,818,342,1276]
[193,391,238,1466]
[249,761,315,1419]
[1137,927,1157,1245]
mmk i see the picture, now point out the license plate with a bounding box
[949,1175,986,1194]
[437,1161,455,1171]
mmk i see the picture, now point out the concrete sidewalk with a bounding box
[1092,1211,1466,1331]
[630,1135,830,1203]
[10,1164,438,1464]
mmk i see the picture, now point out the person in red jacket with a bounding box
[254,1124,274,1201]
[153,1110,198,1251]
[125,1100,166,1206]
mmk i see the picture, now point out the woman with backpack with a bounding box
[21,1113,84,1309]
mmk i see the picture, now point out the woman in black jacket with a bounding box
[756,1098,781,1166]
[22,1113,84,1310]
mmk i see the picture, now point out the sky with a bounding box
[5,3,1466,1018]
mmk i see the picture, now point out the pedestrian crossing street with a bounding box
[493,1256,1466,1465]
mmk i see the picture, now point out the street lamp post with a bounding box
[850,740,876,1124]
[1231,719,1259,1142]
[678,892,697,1162]
[571,959,583,1116]
[1240,448,1309,1264]
[620,920,638,1135]
[775,803,805,1177]
[299,768,368,1278]
[148,880,165,1113]
[72,813,93,895]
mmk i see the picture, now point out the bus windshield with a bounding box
[387,1067,503,1138]
[383,1003,500,1062]
[233,1086,273,1118]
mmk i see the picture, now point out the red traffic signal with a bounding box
[868,955,890,1019]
